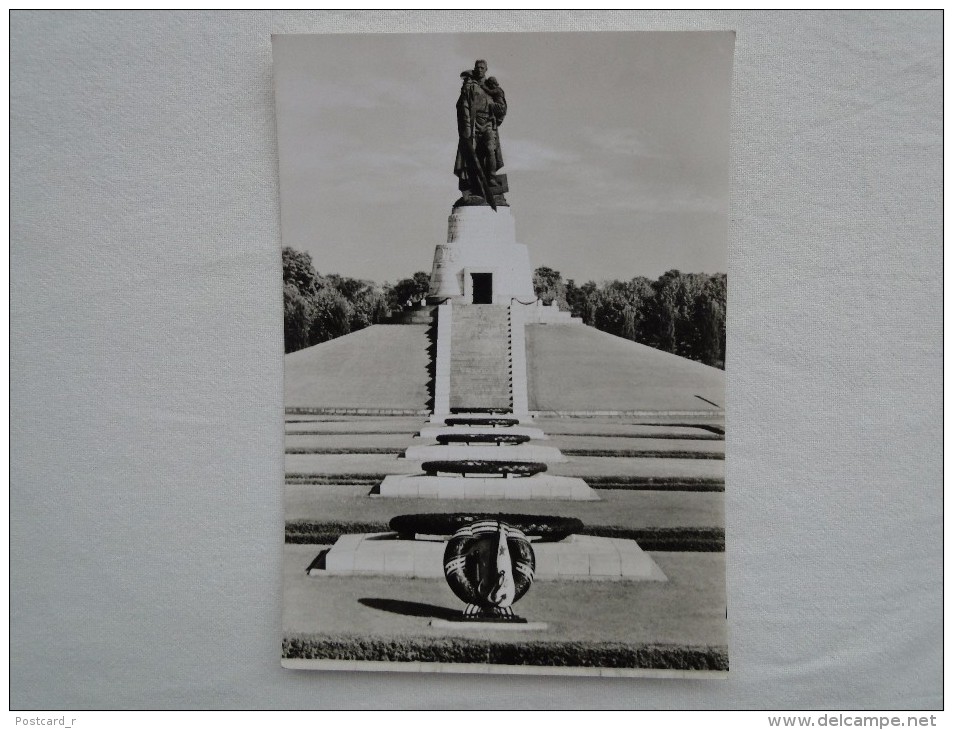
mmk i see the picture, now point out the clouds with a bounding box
[309,72,440,113]
[273,32,733,282]
[502,138,577,172]
[334,138,452,202]
[585,126,666,160]
[506,125,726,220]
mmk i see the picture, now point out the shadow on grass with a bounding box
[305,549,330,572]
[359,597,459,621]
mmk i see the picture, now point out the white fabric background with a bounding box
[10,11,941,709]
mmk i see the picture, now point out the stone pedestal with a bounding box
[402,443,566,463]
[427,206,536,305]
[315,533,666,581]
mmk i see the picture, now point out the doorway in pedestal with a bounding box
[471,273,493,304]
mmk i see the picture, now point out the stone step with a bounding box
[449,304,513,411]
[452,365,510,371]
[452,371,510,376]
[454,351,508,355]
[449,400,513,408]
[455,322,509,328]
[450,382,512,389]
[450,386,512,393]
[451,364,511,371]
[452,307,509,316]
[417,425,548,439]
[452,356,509,363]
[453,371,510,377]
[453,348,507,353]
[453,340,509,347]
[451,315,506,321]
[452,357,510,363]
[453,357,509,363]
[453,343,507,349]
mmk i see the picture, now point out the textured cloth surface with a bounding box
[10,10,941,709]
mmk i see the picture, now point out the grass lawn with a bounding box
[282,545,727,667]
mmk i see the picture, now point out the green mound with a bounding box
[285,325,431,410]
[526,324,724,413]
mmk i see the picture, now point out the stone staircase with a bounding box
[449,305,512,410]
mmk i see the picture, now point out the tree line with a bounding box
[283,247,726,369]
[283,247,428,353]
[533,267,726,369]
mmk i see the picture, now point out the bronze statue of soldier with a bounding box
[454,59,509,210]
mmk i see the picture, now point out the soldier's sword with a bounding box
[467,140,497,212]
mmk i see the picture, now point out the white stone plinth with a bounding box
[317,533,666,581]
[402,444,566,463]
[375,474,599,500]
[428,206,535,304]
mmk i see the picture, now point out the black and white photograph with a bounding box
[11,10,942,710]
[276,31,733,675]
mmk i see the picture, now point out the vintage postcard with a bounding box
[276,31,732,676]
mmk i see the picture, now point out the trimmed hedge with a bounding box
[286,521,389,544]
[286,520,725,552]
[444,417,520,428]
[561,449,723,460]
[282,634,728,670]
[285,447,403,455]
[422,460,547,477]
[286,430,418,436]
[584,526,725,552]
[642,422,725,436]
[436,433,530,445]
[449,407,512,415]
[389,513,584,542]
[545,432,723,441]
[580,476,725,492]
[284,473,385,485]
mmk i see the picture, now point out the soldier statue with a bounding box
[454,59,508,209]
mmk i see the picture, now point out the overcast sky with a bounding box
[273,32,734,284]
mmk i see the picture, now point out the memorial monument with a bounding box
[278,38,728,673]
[427,60,536,305]
[442,519,535,622]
